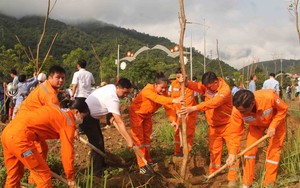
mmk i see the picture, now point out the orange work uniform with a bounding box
[187,77,238,181]
[230,90,288,186]
[170,80,197,155]
[130,84,176,167]
[17,80,60,184]
[1,105,76,188]
[18,80,60,159]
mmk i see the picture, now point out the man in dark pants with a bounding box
[79,78,134,175]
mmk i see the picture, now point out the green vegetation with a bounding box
[0,14,238,87]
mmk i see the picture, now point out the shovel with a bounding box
[205,134,269,180]
[79,136,125,165]
[132,146,155,174]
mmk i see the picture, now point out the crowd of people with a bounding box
[0,61,293,188]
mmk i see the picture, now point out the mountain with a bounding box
[0,13,237,85]
[241,59,300,75]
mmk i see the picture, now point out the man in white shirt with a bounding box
[79,78,134,175]
[248,74,257,92]
[71,59,95,101]
[262,73,280,95]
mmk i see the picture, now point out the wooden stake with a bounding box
[178,0,188,180]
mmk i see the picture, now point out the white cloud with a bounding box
[0,0,299,69]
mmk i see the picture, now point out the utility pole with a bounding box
[117,44,120,81]
[190,35,193,80]
[186,19,209,74]
[203,18,206,73]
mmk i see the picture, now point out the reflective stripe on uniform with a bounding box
[266,159,279,165]
[210,164,221,167]
[40,83,49,94]
[244,155,256,159]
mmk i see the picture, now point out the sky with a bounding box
[0,0,299,69]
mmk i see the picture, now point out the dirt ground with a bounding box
[1,101,300,187]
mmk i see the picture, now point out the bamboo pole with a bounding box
[35,0,51,72]
[178,0,188,180]
[38,32,58,74]
[91,44,103,83]
[216,39,224,79]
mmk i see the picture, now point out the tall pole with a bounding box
[117,44,120,81]
[203,18,206,73]
[190,34,193,80]
[280,59,283,86]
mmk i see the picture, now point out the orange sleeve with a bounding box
[164,103,177,122]
[186,81,205,94]
[228,107,244,154]
[196,85,231,112]
[59,119,76,181]
[269,92,288,129]
[143,88,173,105]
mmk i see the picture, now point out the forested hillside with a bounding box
[0,14,238,86]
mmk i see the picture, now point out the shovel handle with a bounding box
[79,136,106,157]
[51,171,68,184]
[133,147,155,173]
[206,134,269,180]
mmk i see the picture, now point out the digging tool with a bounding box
[205,134,269,180]
[79,136,106,157]
[132,146,155,173]
[51,171,68,185]
[78,136,125,165]
[51,171,80,188]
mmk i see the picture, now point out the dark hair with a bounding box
[116,78,132,89]
[70,99,90,114]
[269,73,275,77]
[18,75,26,83]
[11,69,17,75]
[77,59,87,68]
[192,76,197,81]
[48,65,66,76]
[175,68,182,74]
[154,72,169,84]
[233,90,254,108]
[250,74,255,80]
[202,72,218,85]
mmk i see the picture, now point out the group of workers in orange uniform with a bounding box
[1,63,288,188]
[130,70,288,188]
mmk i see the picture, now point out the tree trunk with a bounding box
[178,0,188,180]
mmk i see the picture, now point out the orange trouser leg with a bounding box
[28,140,49,184]
[2,146,24,187]
[208,125,225,174]
[263,122,286,186]
[174,129,182,154]
[130,111,153,167]
[187,112,196,151]
[223,123,239,181]
[174,113,196,154]
[242,126,265,186]
[2,133,52,188]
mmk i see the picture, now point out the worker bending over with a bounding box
[226,89,288,188]
[2,99,89,188]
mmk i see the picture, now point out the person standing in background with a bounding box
[71,59,95,102]
[12,73,38,119]
[248,74,257,92]
[262,73,280,95]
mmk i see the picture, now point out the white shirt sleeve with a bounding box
[71,72,79,85]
